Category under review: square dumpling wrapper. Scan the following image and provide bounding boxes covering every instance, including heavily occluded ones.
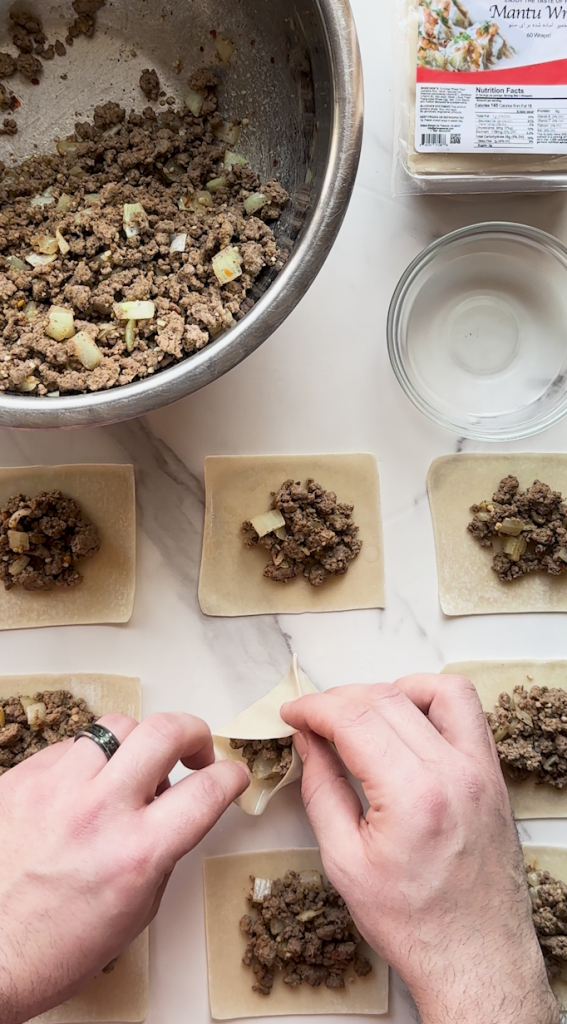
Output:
[0,672,147,1022]
[0,464,136,630]
[444,660,567,820]
[199,454,385,616]
[428,454,567,616]
[203,849,389,1019]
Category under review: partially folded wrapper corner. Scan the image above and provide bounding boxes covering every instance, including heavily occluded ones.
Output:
[212,654,318,815]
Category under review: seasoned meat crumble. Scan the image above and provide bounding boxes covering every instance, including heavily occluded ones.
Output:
[527,865,567,979]
[230,737,293,779]
[487,685,567,788]
[468,476,567,582]
[0,490,100,591]
[0,70,288,395]
[243,479,362,587]
[240,870,372,995]
[0,689,96,775]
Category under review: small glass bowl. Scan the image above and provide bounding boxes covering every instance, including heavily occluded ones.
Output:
[387,222,567,441]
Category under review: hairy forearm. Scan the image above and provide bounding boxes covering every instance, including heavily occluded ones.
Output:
[411,960,559,1024]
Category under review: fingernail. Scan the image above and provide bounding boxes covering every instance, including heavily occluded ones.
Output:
[292,732,309,761]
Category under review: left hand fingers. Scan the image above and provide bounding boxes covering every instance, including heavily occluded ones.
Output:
[96,712,215,805]
[146,759,250,869]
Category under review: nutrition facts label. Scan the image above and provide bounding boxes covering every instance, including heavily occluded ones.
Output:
[416,83,567,154]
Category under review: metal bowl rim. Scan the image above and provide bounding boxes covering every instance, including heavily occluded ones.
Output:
[0,0,363,429]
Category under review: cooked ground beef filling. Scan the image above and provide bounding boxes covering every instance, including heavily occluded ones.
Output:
[229,737,293,779]
[487,685,567,787]
[0,689,96,775]
[0,490,100,591]
[0,69,288,395]
[240,870,372,995]
[243,479,362,587]
[527,865,567,978]
[468,476,567,582]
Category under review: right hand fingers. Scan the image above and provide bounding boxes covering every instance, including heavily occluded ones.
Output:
[292,729,364,870]
[281,692,420,808]
[393,673,495,760]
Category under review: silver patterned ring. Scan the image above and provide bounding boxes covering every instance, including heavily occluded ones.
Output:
[74,723,120,761]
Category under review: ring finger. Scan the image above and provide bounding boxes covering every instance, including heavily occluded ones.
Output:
[57,712,139,781]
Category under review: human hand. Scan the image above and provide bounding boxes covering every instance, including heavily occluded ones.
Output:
[281,675,558,1024]
[0,712,249,1024]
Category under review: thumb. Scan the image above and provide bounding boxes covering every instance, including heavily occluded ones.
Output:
[147,759,251,867]
[293,730,363,862]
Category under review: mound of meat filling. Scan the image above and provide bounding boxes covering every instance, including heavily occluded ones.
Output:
[240,870,372,995]
[0,490,100,591]
[527,865,567,979]
[0,689,96,775]
[487,685,567,787]
[243,479,362,587]
[468,476,567,582]
[229,737,292,779]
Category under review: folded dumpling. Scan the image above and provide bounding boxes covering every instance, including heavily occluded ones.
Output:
[212,655,318,815]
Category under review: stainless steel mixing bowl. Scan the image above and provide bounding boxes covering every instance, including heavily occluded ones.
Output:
[0,0,362,427]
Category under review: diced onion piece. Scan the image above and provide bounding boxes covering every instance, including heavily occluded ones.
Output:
[215,35,235,63]
[23,302,38,320]
[6,256,28,271]
[178,196,191,211]
[275,526,287,540]
[8,529,30,552]
[296,908,324,923]
[212,121,241,146]
[163,159,184,183]
[103,123,123,138]
[56,139,78,156]
[252,754,278,780]
[496,517,525,537]
[9,555,30,576]
[25,253,58,268]
[224,151,248,172]
[270,918,286,936]
[211,245,242,285]
[35,235,59,255]
[189,190,214,212]
[55,229,70,255]
[73,331,103,370]
[56,193,73,212]
[244,192,268,215]
[249,509,285,538]
[26,701,47,731]
[170,233,187,253]
[503,535,527,562]
[47,391,60,397]
[8,508,31,528]
[84,193,102,204]
[30,193,55,208]
[93,250,113,266]
[123,202,149,238]
[185,88,205,116]
[206,175,228,193]
[252,877,272,902]
[125,319,136,352]
[298,870,324,891]
[113,300,155,320]
[45,306,75,341]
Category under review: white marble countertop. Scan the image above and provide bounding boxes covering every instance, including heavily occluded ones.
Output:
[3,0,567,1021]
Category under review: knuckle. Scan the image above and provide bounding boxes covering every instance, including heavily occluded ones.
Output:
[446,674,478,700]
[413,776,451,835]
[337,702,377,733]
[196,767,230,809]
[97,712,138,735]
[144,712,189,749]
